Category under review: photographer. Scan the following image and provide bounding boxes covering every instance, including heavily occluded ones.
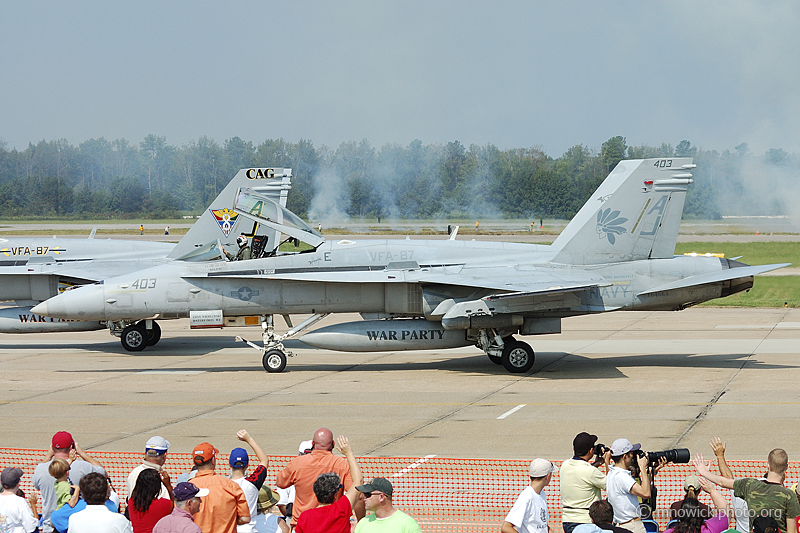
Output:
[607,439,667,533]
[561,432,611,533]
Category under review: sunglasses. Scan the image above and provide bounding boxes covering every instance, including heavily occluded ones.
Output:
[362,491,383,498]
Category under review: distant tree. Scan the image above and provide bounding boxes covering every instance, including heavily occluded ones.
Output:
[600,136,627,172]
[675,140,697,157]
[764,148,789,166]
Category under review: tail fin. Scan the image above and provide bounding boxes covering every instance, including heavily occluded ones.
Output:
[551,157,694,265]
[167,168,292,260]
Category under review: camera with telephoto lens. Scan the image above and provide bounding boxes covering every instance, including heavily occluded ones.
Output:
[635,448,691,467]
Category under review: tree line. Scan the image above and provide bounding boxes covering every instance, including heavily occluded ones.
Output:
[0,134,795,221]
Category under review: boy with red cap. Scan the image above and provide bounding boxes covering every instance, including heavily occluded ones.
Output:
[188,442,250,533]
[33,431,106,533]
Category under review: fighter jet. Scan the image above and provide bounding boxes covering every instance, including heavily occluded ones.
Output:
[0,168,292,341]
[33,158,789,372]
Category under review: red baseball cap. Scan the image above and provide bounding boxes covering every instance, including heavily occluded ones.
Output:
[52,431,74,449]
[192,442,218,465]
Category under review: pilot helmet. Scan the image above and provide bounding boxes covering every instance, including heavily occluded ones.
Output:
[236,235,248,247]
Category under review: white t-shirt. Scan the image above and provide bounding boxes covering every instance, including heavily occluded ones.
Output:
[233,477,259,533]
[0,494,39,533]
[68,505,132,533]
[504,486,549,533]
[127,462,170,500]
[606,465,640,523]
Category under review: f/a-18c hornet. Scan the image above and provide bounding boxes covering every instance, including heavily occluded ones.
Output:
[33,158,789,373]
[0,168,292,344]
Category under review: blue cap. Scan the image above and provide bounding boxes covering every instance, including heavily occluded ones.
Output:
[229,447,249,468]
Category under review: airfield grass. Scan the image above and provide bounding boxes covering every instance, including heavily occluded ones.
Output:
[675,242,799,308]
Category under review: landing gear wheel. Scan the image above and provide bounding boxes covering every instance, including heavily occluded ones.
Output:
[501,339,535,373]
[141,321,161,346]
[121,324,148,352]
[262,349,287,373]
[487,354,502,365]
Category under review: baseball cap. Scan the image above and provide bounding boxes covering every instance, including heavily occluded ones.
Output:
[52,431,74,449]
[573,432,598,456]
[257,487,279,511]
[529,458,557,477]
[192,442,219,465]
[609,438,641,456]
[173,482,209,501]
[684,475,701,491]
[229,447,250,468]
[356,478,394,498]
[1,467,23,488]
[145,436,170,455]
[298,440,313,454]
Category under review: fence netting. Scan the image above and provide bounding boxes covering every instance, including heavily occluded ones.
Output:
[3,448,795,532]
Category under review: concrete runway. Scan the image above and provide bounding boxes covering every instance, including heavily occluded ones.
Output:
[2,307,799,462]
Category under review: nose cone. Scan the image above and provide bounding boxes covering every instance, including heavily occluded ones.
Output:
[31,284,107,320]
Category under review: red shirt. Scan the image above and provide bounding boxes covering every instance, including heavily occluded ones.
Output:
[129,497,173,533]
[295,496,352,533]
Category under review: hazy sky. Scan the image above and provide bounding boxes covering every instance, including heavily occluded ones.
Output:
[2,1,799,157]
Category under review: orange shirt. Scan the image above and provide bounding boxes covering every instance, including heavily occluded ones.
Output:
[189,470,249,533]
[276,450,352,526]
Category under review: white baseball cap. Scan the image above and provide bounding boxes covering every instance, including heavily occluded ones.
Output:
[529,458,556,477]
[609,438,641,456]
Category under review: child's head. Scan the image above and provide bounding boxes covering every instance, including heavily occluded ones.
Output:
[49,458,70,481]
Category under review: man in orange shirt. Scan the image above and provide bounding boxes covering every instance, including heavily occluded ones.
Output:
[276,428,364,527]
[189,442,250,533]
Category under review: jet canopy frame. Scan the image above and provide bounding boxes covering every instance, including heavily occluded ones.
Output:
[233,188,325,249]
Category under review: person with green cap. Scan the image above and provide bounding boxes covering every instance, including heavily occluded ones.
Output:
[254,486,288,533]
[355,477,421,533]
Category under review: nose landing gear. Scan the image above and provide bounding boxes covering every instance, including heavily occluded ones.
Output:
[236,313,329,373]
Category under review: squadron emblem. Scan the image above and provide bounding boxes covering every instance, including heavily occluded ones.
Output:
[595,208,628,245]
[210,208,239,237]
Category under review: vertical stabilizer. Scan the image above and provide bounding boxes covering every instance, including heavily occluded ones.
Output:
[551,158,694,265]
[167,168,292,260]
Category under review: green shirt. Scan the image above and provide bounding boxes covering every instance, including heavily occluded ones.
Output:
[354,509,422,533]
[54,480,71,509]
[733,478,800,531]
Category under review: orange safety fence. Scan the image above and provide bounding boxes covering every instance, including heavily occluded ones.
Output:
[3,448,798,533]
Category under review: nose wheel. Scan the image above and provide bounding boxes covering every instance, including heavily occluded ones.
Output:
[262,349,287,373]
[121,324,147,352]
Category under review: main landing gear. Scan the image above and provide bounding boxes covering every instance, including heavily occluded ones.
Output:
[112,320,162,352]
[476,329,535,373]
[236,313,329,373]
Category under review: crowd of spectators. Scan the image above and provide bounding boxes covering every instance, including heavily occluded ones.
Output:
[5,429,800,533]
[0,428,421,533]
[502,432,800,533]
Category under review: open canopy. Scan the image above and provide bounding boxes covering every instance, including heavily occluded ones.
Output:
[233,187,325,248]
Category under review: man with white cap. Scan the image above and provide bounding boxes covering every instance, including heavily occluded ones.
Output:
[128,436,171,500]
[502,458,556,533]
[276,440,311,520]
[606,438,649,533]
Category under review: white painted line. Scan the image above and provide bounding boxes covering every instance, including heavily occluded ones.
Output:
[392,455,437,477]
[715,323,800,330]
[138,370,206,375]
[497,404,527,420]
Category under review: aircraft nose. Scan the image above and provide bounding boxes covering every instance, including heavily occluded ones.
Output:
[32,284,106,320]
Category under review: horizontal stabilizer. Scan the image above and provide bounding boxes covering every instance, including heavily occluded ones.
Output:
[637,263,791,296]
